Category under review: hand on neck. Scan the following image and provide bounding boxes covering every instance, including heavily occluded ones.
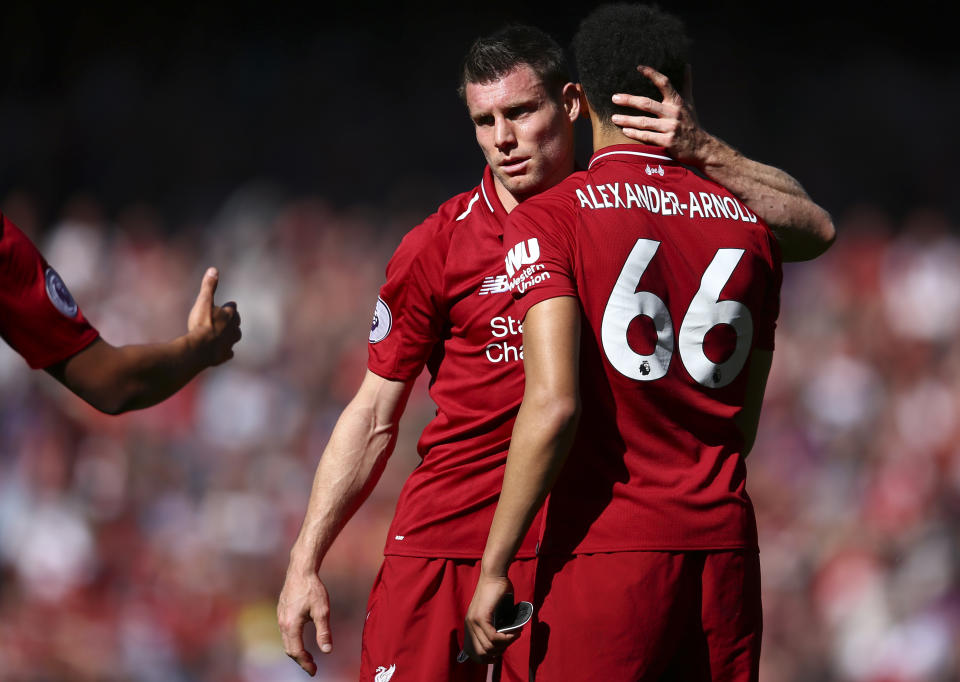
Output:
[588,104,646,152]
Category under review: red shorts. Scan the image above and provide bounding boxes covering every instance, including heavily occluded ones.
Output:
[359,556,535,682]
[531,550,762,682]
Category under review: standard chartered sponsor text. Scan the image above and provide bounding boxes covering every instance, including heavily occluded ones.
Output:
[485,315,524,363]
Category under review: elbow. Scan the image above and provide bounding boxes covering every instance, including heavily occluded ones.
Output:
[817,211,837,254]
[777,211,837,262]
[84,389,136,415]
[808,209,837,259]
[528,391,581,438]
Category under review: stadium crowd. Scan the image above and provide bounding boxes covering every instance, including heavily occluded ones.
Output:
[0,188,958,681]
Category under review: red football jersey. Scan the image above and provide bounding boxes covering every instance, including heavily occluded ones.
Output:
[505,145,782,554]
[368,167,541,559]
[0,213,100,369]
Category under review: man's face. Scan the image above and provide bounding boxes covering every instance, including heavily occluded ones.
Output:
[465,65,577,208]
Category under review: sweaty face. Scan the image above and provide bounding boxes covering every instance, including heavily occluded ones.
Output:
[465,65,576,211]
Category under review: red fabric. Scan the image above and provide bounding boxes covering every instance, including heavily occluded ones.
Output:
[359,556,535,682]
[505,145,782,554]
[532,550,762,681]
[368,167,541,559]
[0,214,99,369]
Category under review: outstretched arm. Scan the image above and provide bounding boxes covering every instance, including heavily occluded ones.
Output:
[278,370,413,676]
[611,65,835,262]
[464,296,581,662]
[46,267,241,414]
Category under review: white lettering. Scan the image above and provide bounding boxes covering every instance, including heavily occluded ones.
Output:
[485,341,524,363]
[586,185,603,208]
[645,186,660,214]
[723,196,742,221]
[596,184,613,208]
[608,183,625,208]
[516,270,552,294]
[634,184,648,210]
[490,315,523,337]
[505,238,541,277]
[688,192,704,218]
[711,194,731,219]
[699,192,717,218]
[576,188,594,209]
[667,192,682,215]
[625,183,640,209]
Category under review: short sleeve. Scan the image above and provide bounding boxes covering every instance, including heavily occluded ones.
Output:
[503,192,578,319]
[367,221,448,381]
[0,214,100,369]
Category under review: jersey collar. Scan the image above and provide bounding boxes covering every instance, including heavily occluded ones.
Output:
[588,144,675,170]
[481,165,509,234]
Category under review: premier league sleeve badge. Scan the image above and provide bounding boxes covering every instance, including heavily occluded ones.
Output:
[369,297,392,344]
[44,267,80,318]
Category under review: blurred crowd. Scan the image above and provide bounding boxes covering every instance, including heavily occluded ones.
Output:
[0,188,957,682]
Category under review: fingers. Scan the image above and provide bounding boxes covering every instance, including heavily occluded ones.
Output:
[279,613,318,676]
[312,603,334,655]
[611,110,673,133]
[636,64,680,102]
[187,267,222,334]
[465,621,519,662]
[610,109,673,147]
[195,267,219,311]
[617,127,670,146]
[216,302,241,331]
[611,92,667,118]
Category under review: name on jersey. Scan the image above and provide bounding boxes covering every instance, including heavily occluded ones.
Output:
[575,183,758,223]
[485,315,523,364]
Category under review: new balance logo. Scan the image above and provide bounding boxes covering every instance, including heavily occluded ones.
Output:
[375,664,396,682]
[505,238,541,277]
[479,275,509,295]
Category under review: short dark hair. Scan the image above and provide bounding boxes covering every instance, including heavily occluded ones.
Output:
[572,3,689,124]
[458,24,570,102]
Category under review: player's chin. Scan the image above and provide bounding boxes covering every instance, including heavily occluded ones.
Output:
[500,173,545,201]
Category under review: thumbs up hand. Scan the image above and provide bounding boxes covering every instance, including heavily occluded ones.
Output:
[187,267,242,366]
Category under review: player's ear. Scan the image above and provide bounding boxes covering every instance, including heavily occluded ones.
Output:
[562,82,581,122]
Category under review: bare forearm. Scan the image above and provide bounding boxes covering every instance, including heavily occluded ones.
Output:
[482,396,579,576]
[692,135,835,261]
[289,414,395,570]
[288,375,409,574]
[608,70,835,262]
[482,297,582,578]
[49,336,210,414]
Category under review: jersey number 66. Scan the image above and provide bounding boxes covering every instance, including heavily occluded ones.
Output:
[601,238,753,389]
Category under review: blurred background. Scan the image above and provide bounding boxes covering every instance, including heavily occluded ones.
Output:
[1,1,958,680]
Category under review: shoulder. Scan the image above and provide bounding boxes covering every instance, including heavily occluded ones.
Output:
[398,186,479,252]
[684,172,779,262]
[511,173,585,229]
[385,185,482,279]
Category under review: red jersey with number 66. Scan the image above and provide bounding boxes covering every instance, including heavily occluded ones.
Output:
[505,144,782,555]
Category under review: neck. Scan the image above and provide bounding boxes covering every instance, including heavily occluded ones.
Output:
[494,179,520,214]
[589,108,640,152]
[493,153,575,215]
